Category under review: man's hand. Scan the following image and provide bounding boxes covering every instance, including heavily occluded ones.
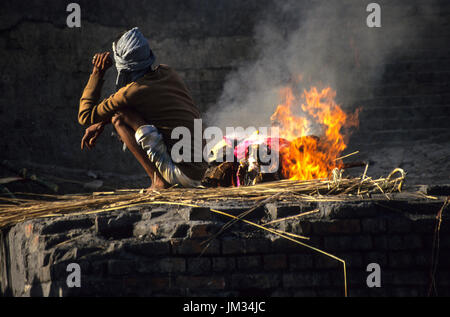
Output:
[92,52,113,77]
[81,122,106,150]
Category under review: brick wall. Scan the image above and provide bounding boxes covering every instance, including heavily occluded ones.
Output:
[1,196,448,297]
[0,0,263,174]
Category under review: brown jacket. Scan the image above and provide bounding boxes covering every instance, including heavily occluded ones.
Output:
[78,64,207,180]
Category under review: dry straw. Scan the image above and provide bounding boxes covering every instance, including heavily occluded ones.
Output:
[0,168,406,228]
[0,167,410,297]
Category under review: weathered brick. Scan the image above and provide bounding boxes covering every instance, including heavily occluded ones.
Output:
[42,235,73,251]
[439,235,450,249]
[292,289,317,297]
[276,205,307,218]
[361,218,387,233]
[364,251,388,267]
[330,268,354,289]
[187,257,211,273]
[386,235,404,250]
[244,238,272,253]
[266,204,317,219]
[221,238,242,255]
[270,289,292,297]
[175,239,220,255]
[348,288,370,297]
[50,246,78,263]
[212,206,266,220]
[389,271,428,286]
[189,223,220,239]
[138,257,186,273]
[158,257,186,273]
[439,220,450,234]
[324,235,373,251]
[283,272,334,288]
[390,287,422,297]
[421,233,435,249]
[96,213,141,238]
[387,234,423,250]
[372,235,389,250]
[387,217,413,233]
[341,253,364,268]
[316,252,363,269]
[107,260,135,275]
[320,201,379,219]
[222,238,270,255]
[289,254,314,270]
[176,275,225,290]
[388,251,415,268]
[236,255,262,270]
[49,262,73,282]
[264,254,287,270]
[317,289,343,297]
[125,241,171,256]
[178,207,212,221]
[40,218,94,235]
[37,265,52,283]
[149,208,167,218]
[121,277,155,296]
[185,289,237,297]
[272,237,320,253]
[347,271,368,287]
[231,273,280,289]
[146,277,172,290]
[212,257,236,272]
[172,224,190,238]
[314,256,340,269]
[411,218,436,233]
[415,253,429,267]
[436,272,450,286]
[298,222,313,235]
[312,219,361,234]
[90,261,107,275]
[264,203,278,220]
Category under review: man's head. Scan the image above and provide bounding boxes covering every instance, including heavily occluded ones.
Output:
[112,27,155,90]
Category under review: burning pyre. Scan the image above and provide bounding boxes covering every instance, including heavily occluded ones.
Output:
[202,84,361,187]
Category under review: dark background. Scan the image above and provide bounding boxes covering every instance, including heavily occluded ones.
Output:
[0,0,449,190]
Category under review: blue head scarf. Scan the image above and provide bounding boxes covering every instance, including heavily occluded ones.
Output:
[112,27,155,90]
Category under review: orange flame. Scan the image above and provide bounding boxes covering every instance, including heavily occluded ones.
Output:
[271,85,360,180]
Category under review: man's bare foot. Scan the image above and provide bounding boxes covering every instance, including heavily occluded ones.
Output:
[145,174,170,193]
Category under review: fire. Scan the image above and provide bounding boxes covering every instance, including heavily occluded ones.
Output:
[270,85,359,180]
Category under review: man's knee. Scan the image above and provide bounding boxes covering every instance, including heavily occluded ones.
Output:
[111,111,126,127]
[111,108,146,131]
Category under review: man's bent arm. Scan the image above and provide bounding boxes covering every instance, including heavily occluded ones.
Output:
[78,71,136,126]
[78,71,105,125]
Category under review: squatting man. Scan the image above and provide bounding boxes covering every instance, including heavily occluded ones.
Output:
[78,27,208,191]
[78,27,278,191]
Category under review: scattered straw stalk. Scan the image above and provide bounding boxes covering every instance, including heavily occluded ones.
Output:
[0,168,406,228]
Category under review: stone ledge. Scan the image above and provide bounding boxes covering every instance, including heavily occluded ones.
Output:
[0,196,448,296]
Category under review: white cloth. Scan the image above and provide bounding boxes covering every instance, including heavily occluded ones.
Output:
[112,27,155,89]
[135,125,200,188]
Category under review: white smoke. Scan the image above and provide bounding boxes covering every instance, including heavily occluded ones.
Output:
[206,0,436,131]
